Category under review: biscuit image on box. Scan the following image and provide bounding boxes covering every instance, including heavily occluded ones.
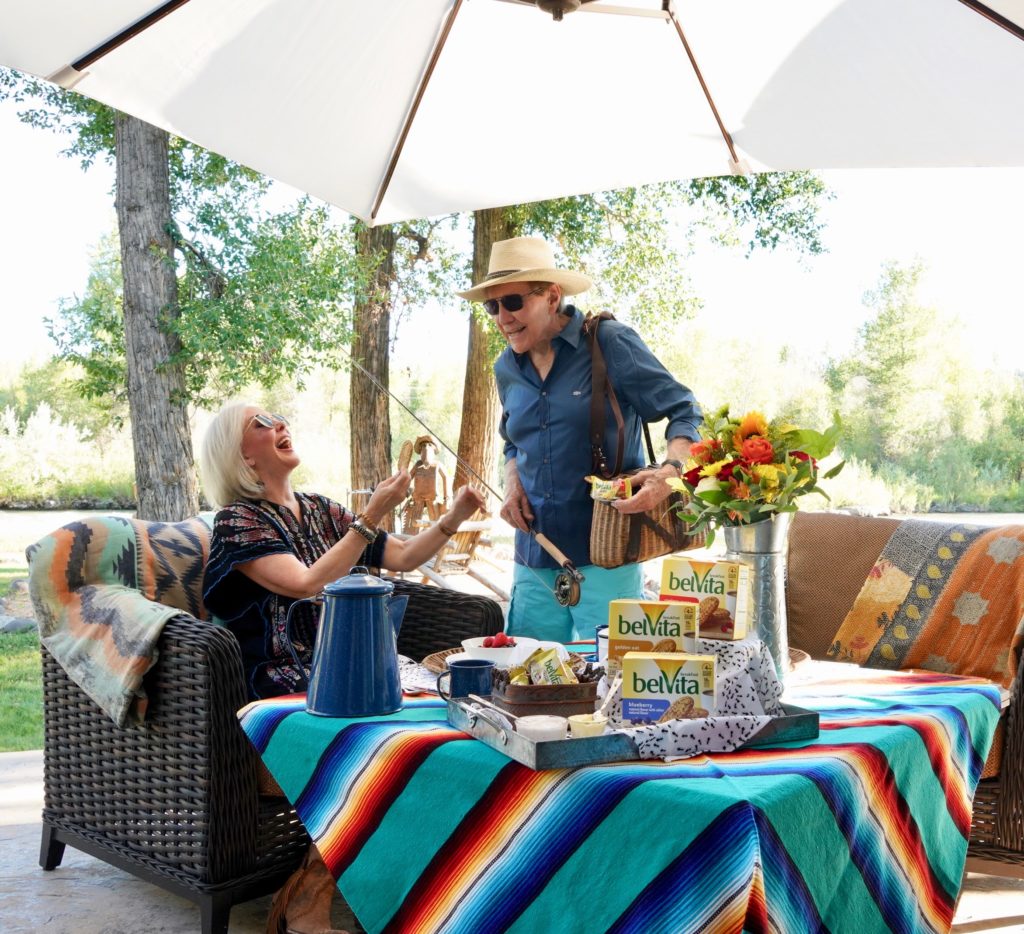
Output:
[658,558,750,640]
[607,600,698,671]
[620,652,716,726]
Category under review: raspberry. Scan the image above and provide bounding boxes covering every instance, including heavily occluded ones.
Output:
[482,636,495,648]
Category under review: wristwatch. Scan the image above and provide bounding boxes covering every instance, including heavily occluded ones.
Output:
[661,458,684,476]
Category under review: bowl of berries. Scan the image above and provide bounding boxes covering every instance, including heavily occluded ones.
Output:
[461,633,539,667]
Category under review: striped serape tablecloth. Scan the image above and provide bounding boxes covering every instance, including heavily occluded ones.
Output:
[238,665,1000,934]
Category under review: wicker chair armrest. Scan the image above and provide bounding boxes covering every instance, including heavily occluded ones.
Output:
[993,651,1024,848]
[388,578,504,661]
[41,613,261,883]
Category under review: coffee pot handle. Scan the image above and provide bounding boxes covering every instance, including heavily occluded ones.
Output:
[283,596,322,684]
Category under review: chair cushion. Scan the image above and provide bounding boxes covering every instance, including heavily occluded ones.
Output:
[828,521,1024,687]
[786,512,900,660]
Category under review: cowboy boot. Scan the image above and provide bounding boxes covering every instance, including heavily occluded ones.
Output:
[266,846,351,934]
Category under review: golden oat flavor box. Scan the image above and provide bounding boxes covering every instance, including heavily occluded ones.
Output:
[607,599,698,665]
[659,558,751,640]
[621,652,716,726]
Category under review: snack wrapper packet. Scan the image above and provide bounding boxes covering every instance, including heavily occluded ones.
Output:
[525,647,578,685]
[586,476,632,501]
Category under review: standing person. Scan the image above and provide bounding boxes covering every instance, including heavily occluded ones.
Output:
[457,236,702,643]
[199,401,485,934]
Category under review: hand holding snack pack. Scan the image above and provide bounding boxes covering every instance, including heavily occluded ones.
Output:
[586,475,633,502]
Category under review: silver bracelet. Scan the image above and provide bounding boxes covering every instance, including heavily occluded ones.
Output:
[349,515,378,544]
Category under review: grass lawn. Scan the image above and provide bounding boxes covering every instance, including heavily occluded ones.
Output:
[0,564,43,752]
[0,630,43,751]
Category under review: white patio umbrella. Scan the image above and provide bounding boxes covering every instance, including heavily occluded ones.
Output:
[1,0,1023,225]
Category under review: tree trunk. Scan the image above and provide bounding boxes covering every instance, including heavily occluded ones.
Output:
[350,224,397,529]
[115,113,199,521]
[453,209,519,502]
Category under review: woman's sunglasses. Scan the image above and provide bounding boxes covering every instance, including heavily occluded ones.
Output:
[482,286,546,316]
[247,413,290,431]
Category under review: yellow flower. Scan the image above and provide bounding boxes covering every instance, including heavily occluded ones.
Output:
[666,477,687,493]
[733,411,768,448]
[752,463,785,502]
[701,458,732,478]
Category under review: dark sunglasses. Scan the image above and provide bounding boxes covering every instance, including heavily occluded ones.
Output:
[482,286,546,316]
[247,413,290,431]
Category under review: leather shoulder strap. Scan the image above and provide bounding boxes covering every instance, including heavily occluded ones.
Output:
[585,312,625,478]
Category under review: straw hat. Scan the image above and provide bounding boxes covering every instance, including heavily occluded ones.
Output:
[456,236,592,301]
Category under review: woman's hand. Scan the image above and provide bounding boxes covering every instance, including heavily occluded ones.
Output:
[612,464,679,514]
[450,486,487,524]
[363,470,411,524]
[500,460,535,532]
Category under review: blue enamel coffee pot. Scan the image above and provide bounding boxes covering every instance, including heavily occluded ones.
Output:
[283,567,408,717]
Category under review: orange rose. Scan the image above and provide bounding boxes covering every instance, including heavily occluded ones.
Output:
[740,436,775,465]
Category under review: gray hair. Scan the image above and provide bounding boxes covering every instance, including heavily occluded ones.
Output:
[530,280,569,315]
[199,401,265,508]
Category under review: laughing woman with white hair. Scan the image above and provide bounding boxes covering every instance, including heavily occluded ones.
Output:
[199,400,485,934]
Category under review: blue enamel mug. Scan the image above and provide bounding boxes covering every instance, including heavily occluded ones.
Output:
[436,658,495,700]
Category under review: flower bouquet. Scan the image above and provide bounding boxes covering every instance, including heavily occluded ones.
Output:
[668,407,843,547]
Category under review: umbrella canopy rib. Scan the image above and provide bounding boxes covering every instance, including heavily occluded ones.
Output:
[664,2,740,170]
[957,1,1024,41]
[70,0,192,74]
[370,0,466,224]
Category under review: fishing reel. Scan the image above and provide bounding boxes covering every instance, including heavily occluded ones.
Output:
[553,565,584,607]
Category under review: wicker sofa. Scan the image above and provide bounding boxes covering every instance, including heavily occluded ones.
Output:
[786,511,1024,880]
[28,515,503,934]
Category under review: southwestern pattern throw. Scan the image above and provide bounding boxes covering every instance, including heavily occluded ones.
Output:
[27,515,213,726]
[827,521,1024,690]
[240,670,999,933]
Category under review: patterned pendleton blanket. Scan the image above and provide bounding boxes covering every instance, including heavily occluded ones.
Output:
[240,670,1000,934]
[828,521,1024,689]
[27,515,213,726]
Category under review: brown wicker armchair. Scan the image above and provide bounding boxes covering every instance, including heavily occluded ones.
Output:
[30,518,503,934]
[786,511,1024,880]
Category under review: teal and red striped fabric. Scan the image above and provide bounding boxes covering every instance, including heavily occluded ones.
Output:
[239,670,999,934]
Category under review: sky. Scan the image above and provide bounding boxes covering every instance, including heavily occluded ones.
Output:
[2,93,1023,376]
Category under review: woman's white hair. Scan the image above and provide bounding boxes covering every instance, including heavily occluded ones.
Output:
[199,401,265,508]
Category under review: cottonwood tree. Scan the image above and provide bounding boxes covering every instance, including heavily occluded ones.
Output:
[3,68,360,518]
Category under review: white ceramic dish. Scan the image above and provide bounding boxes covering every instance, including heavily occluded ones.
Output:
[461,635,540,667]
[515,715,568,742]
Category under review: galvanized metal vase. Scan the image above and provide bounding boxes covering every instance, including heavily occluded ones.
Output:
[722,513,791,682]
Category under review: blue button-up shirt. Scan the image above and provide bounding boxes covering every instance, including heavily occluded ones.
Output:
[495,307,702,569]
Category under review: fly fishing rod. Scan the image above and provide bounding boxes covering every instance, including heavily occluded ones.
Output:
[342,349,584,606]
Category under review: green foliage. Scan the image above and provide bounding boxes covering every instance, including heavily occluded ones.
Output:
[0,404,134,507]
[0,353,125,435]
[825,260,1024,511]
[0,630,43,752]
[519,173,829,341]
